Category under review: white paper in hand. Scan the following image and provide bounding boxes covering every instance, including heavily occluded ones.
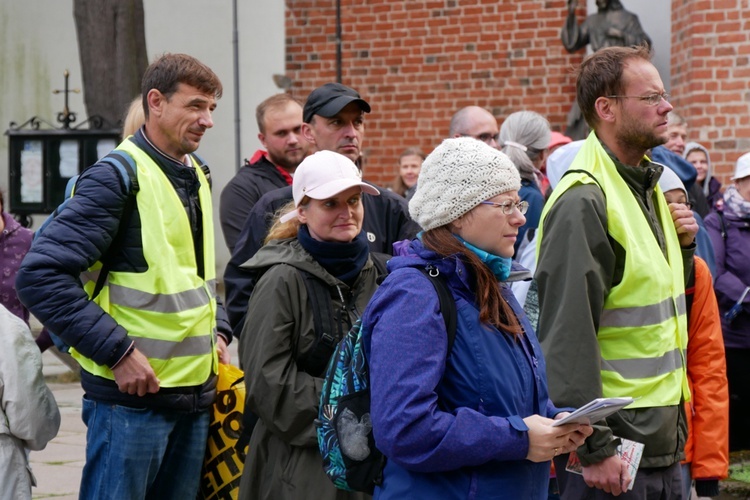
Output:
[552,397,634,427]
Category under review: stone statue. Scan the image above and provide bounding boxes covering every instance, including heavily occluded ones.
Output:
[561,0,653,138]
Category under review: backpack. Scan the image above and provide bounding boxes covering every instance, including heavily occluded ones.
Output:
[316,264,457,493]
[34,150,140,351]
[234,251,391,454]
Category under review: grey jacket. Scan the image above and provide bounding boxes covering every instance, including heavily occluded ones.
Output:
[238,237,377,500]
[0,305,60,500]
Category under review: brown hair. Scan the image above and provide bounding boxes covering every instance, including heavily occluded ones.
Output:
[141,53,223,119]
[256,93,303,134]
[421,226,522,336]
[389,147,425,197]
[576,44,652,128]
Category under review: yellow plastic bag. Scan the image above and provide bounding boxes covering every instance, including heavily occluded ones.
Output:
[198,363,247,499]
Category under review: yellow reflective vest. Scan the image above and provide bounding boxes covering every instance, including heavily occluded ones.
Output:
[539,133,689,409]
[72,139,218,387]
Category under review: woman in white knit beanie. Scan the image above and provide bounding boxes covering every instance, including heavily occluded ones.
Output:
[360,137,592,499]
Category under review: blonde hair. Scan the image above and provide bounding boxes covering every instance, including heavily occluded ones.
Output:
[122,97,145,137]
[264,200,303,244]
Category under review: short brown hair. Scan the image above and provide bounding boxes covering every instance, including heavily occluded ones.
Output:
[141,53,223,119]
[576,45,652,128]
[255,94,303,134]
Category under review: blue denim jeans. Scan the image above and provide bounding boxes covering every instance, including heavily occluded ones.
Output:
[79,397,210,500]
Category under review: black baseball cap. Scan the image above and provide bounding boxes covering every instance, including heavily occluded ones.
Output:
[303,83,371,123]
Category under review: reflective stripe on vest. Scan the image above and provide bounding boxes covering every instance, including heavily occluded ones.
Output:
[539,132,689,409]
[72,139,218,386]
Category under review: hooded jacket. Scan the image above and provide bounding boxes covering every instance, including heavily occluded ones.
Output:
[362,239,560,500]
[0,305,60,500]
[704,200,750,349]
[238,237,378,500]
[684,142,723,211]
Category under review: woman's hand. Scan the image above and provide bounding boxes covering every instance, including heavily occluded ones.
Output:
[523,414,593,462]
[553,411,594,453]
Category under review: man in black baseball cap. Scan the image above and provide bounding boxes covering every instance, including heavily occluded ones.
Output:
[302,82,371,123]
[224,82,419,339]
[302,83,371,164]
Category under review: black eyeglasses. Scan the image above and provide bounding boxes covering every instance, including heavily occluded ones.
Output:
[479,200,529,215]
[606,92,670,106]
[461,133,499,145]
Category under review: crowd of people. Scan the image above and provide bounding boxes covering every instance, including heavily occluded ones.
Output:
[1,40,748,500]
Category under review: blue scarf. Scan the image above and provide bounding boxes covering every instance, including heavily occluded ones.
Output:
[297,225,369,285]
[455,235,512,281]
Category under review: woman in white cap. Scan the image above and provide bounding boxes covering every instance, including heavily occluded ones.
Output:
[360,137,592,499]
[704,151,750,454]
[238,150,380,500]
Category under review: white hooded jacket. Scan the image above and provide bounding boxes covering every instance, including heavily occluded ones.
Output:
[0,305,60,499]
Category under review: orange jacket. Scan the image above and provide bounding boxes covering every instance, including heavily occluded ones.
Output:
[682,256,729,480]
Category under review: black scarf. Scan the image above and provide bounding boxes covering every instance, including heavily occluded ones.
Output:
[297,225,369,286]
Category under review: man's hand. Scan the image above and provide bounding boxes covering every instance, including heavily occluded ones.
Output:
[582,455,632,496]
[669,202,699,247]
[112,348,160,396]
[216,335,231,365]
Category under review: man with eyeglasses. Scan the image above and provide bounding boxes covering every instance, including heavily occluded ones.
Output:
[536,45,698,499]
[449,106,500,148]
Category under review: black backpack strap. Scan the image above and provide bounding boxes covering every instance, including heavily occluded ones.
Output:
[370,252,391,285]
[718,210,727,242]
[91,151,139,299]
[296,269,343,377]
[418,266,457,352]
[685,260,696,327]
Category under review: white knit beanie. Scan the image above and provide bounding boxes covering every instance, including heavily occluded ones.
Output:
[409,137,521,231]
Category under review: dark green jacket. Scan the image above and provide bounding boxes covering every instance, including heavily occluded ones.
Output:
[536,138,694,468]
[238,237,377,500]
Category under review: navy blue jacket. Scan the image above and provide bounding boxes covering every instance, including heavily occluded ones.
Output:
[16,130,230,411]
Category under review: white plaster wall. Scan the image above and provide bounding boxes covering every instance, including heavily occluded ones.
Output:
[0,0,285,276]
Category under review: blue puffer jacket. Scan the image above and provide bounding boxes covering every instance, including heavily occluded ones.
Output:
[362,239,560,500]
[16,130,231,411]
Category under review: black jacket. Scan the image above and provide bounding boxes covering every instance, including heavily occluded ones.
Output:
[219,153,291,252]
[16,129,230,411]
[224,183,420,338]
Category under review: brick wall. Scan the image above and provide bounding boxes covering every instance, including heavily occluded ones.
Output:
[285,0,582,185]
[286,0,750,186]
[671,0,750,186]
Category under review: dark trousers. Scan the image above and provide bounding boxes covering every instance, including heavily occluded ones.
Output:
[726,347,750,452]
[553,456,683,500]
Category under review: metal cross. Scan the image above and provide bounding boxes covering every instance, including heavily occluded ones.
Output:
[52,69,81,129]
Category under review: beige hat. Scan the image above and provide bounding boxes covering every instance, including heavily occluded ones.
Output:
[409,137,521,231]
[733,152,750,181]
[280,150,379,223]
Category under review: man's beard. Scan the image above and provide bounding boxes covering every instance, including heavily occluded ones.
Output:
[617,116,666,152]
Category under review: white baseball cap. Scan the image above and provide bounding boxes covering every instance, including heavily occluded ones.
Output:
[280,150,379,223]
[733,152,750,181]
